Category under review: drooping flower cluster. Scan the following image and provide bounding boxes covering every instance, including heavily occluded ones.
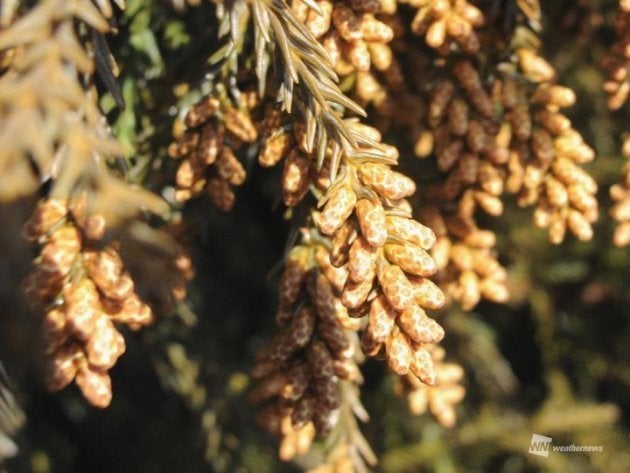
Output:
[424,60,508,216]
[399,0,598,249]
[307,127,448,383]
[501,51,598,244]
[604,1,630,247]
[251,238,364,459]
[1,0,188,409]
[22,198,154,407]
[293,0,395,74]
[417,59,510,309]
[402,0,484,54]
[610,137,630,247]
[309,0,400,109]
[169,93,253,209]
[602,1,630,111]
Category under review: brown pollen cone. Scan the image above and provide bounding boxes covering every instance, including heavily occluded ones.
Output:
[611,136,630,247]
[500,55,598,244]
[251,239,363,459]
[303,122,450,400]
[602,1,630,111]
[168,93,255,209]
[22,198,155,408]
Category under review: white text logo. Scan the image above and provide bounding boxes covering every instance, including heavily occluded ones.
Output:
[528,433,552,458]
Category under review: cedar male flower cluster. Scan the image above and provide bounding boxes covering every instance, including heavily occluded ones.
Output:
[1,0,628,471]
[169,93,253,208]
[605,0,630,247]
[22,198,152,407]
[0,0,186,408]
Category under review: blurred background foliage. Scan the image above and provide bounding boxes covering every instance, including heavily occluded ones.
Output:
[1,0,630,472]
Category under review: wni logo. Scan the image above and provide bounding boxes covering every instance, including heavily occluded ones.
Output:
[529,433,553,458]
